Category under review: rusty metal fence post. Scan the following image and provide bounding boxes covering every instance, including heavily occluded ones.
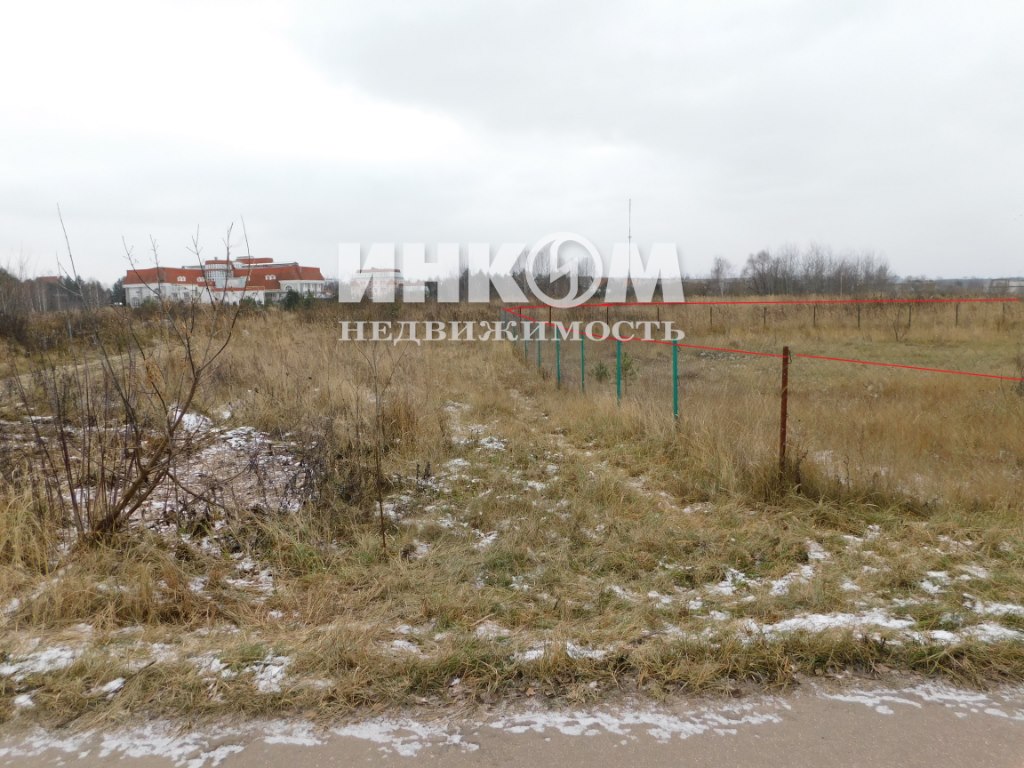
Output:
[672,342,679,419]
[779,345,791,475]
[580,336,586,392]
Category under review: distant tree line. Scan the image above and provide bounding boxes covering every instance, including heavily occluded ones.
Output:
[702,246,895,296]
[0,269,112,313]
[0,268,114,345]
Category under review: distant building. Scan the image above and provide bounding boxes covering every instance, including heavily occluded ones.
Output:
[348,267,405,301]
[992,278,1024,295]
[123,257,328,307]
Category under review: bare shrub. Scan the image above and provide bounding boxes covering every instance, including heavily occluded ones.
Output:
[9,225,244,542]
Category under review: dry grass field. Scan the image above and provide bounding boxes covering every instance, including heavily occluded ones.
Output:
[1,297,1022,728]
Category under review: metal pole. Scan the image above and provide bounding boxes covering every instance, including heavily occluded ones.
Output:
[616,340,623,403]
[580,336,586,392]
[556,336,561,388]
[779,346,791,475]
[672,343,679,419]
[536,332,542,369]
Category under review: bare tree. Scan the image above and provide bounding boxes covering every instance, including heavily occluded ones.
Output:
[709,256,733,296]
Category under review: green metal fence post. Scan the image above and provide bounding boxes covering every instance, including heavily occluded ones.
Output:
[672,343,679,419]
[555,336,561,388]
[580,336,586,392]
[616,339,622,403]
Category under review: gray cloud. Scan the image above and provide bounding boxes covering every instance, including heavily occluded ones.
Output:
[2,0,1022,283]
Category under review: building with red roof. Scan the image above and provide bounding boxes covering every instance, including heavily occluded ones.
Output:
[123,257,329,307]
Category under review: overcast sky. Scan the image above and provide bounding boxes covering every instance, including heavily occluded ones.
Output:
[1,0,1022,284]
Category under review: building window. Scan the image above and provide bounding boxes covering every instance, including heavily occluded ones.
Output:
[177,276,186,282]
[266,274,276,280]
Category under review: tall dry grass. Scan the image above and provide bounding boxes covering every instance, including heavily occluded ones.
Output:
[1,297,1022,725]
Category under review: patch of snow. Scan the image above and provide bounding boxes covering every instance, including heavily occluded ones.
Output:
[566,643,609,661]
[820,690,923,715]
[0,646,80,680]
[747,609,915,636]
[959,565,991,580]
[250,655,291,693]
[963,594,1024,618]
[647,591,675,607]
[389,639,422,655]
[171,408,212,434]
[961,623,1024,643]
[487,699,788,742]
[512,644,547,663]
[708,569,749,596]
[475,621,511,640]
[331,719,477,757]
[193,654,237,680]
[768,565,815,597]
[937,535,974,553]
[805,541,830,561]
[475,531,499,550]
[93,678,126,698]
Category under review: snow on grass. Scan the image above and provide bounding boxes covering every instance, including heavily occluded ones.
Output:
[90,678,126,699]
[250,655,291,693]
[224,557,275,597]
[805,540,830,561]
[708,568,749,596]
[474,531,499,550]
[963,594,1024,618]
[388,639,423,655]
[193,653,237,681]
[474,621,511,640]
[767,565,816,597]
[511,641,611,663]
[0,646,80,680]
[960,623,1024,643]
[959,565,991,580]
[744,609,916,636]
[566,643,610,660]
[477,436,507,451]
[170,407,212,434]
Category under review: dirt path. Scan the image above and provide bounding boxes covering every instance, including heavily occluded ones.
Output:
[2,681,1022,767]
